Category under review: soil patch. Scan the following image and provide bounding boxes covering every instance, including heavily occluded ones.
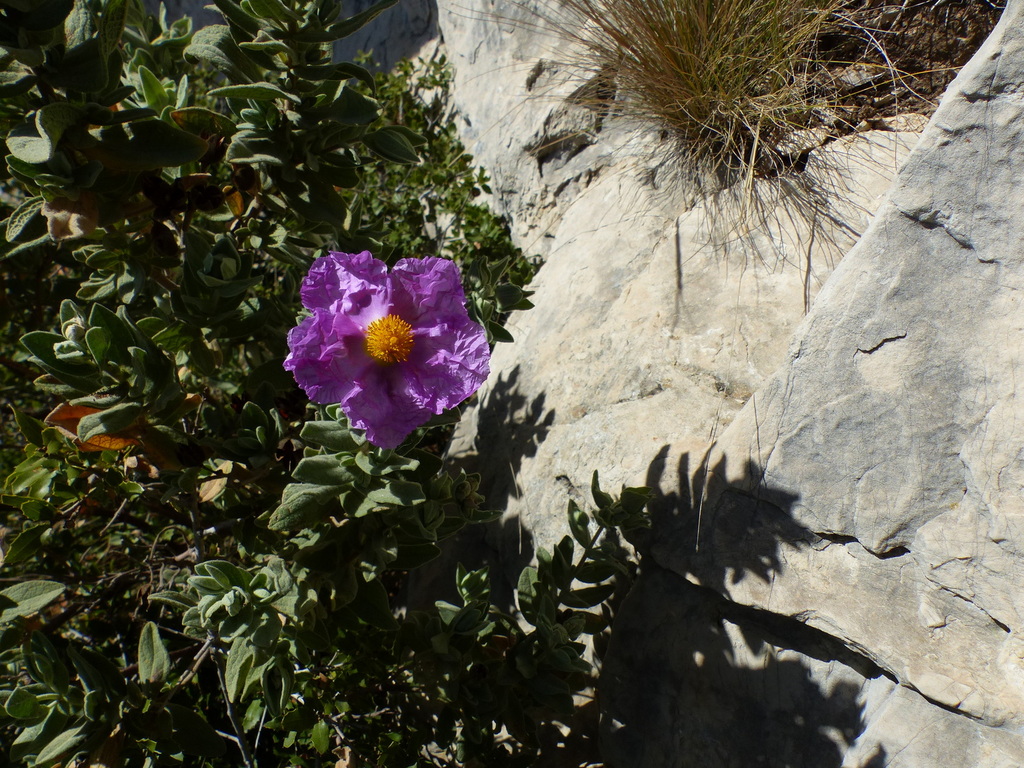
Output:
[822,0,1005,125]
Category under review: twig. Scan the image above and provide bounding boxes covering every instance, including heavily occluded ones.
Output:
[216,659,257,768]
[161,635,216,703]
[0,356,37,378]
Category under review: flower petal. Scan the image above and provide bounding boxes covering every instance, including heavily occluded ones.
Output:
[284,311,374,404]
[390,256,468,324]
[301,251,390,321]
[342,367,436,449]
[404,315,490,412]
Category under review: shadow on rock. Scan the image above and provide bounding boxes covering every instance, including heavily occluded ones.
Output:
[599,447,888,768]
[405,366,553,613]
[638,447,818,593]
[472,364,557,512]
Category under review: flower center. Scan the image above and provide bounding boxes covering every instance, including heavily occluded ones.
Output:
[365,314,414,364]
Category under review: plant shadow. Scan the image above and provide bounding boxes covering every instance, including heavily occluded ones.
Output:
[597,446,889,768]
[404,364,555,612]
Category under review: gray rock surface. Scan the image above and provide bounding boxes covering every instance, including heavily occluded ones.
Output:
[439,0,918,568]
[601,1,1024,765]
[436,0,1024,765]
[333,0,438,71]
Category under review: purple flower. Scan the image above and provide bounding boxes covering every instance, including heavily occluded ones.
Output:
[284,251,490,449]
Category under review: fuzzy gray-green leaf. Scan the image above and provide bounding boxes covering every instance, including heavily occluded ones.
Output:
[138,621,171,686]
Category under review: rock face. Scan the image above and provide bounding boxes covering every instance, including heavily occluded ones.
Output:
[438,0,917,575]
[436,0,1024,765]
[599,2,1024,766]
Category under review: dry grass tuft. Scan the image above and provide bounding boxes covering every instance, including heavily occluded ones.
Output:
[550,0,843,181]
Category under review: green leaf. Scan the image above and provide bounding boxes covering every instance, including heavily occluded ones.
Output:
[292,454,356,486]
[366,479,426,507]
[347,577,398,630]
[320,85,379,125]
[77,402,141,443]
[87,120,208,171]
[13,409,45,447]
[279,177,348,222]
[224,637,254,702]
[4,687,42,719]
[561,583,616,610]
[574,560,620,584]
[495,283,526,310]
[137,65,170,112]
[194,560,252,591]
[299,420,360,452]
[225,132,285,165]
[0,581,65,624]
[20,330,98,391]
[3,459,59,502]
[98,0,128,55]
[327,0,398,40]
[390,541,441,570]
[33,724,87,766]
[2,524,47,565]
[567,501,591,547]
[208,82,298,102]
[84,326,109,365]
[185,25,260,83]
[212,0,260,36]
[552,536,574,588]
[362,126,421,164]
[353,449,419,477]
[293,61,374,90]
[63,0,93,47]
[88,304,135,366]
[36,102,81,152]
[68,646,125,696]
[267,482,341,530]
[171,107,237,137]
[147,591,198,611]
[241,0,299,23]
[0,66,38,98]
[488,321,514,344]
[5,196,44,242]
[517,566,538,621]
[138,622,171,686]
[620,486,651,517]
[7,121,52,164]
[50,38,108,91]
[311,720,330,754]
[591,470,613,509]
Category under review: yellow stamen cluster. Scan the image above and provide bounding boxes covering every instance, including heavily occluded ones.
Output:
[365,314,414,364]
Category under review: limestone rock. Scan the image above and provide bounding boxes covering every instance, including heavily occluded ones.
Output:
[436,0,1024,764]
[601,0,1024,764]
[333,0,438,71]
[439,0,918,583]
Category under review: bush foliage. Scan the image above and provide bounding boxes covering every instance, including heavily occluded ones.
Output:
[0,0,647,766]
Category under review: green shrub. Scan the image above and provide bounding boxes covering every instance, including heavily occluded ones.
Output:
[0,0,646,766]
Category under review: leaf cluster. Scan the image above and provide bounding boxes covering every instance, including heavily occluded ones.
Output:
[0,0,638,766]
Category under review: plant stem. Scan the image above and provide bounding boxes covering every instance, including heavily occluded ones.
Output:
[217,658,258,768]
